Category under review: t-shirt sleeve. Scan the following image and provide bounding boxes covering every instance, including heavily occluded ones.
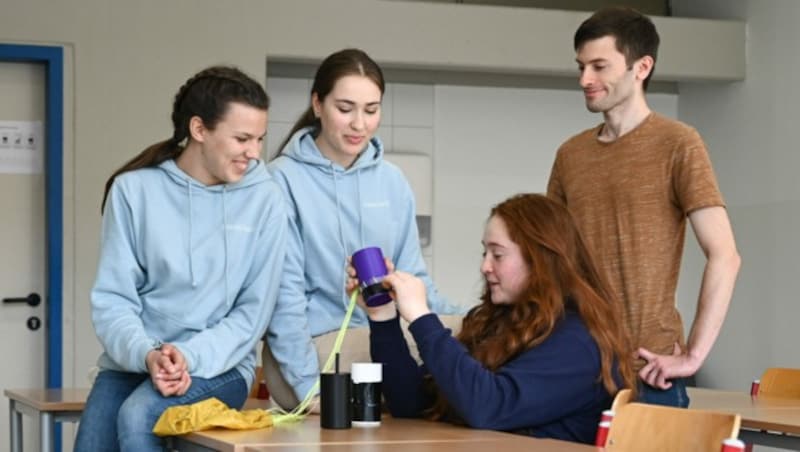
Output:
[672,129,725,215]
[547,150,567,205]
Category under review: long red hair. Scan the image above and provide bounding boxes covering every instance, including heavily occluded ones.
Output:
[428,193,635,420]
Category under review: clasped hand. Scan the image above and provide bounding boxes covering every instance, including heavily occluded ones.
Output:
[145,343,192,397]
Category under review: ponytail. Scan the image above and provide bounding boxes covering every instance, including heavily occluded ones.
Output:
[273,107,319,160]
[100,138,182,213]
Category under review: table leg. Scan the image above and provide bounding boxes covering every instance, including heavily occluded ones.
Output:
[40,411,53,452]
[9,399,22,452]
[739,429,800,451]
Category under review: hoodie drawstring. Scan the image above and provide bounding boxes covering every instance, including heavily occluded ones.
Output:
[331,164,350,310]
[174,159,259,297]
[222,187,230,307]
[356,168,364,248]
[188,183,196,288]
[332,166,348,254]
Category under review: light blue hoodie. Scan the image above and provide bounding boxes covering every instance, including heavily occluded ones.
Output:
[91,159,287,389]
[266,127,461,401]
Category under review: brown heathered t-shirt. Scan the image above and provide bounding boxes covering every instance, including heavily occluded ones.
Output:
[547,113,725,371]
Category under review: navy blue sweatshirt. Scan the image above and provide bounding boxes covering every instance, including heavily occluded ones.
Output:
[369,311,614,444]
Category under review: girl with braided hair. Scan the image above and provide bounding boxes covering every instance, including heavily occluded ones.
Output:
[358,194,636,444]
[74,66,287,451]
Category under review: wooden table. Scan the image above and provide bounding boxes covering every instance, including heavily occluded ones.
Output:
[5,388,90,452]
[173,415,595,452]
[242,438,593,451]
[688,387,800,450]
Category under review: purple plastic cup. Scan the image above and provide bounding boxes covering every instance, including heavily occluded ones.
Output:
[352,247,393,307]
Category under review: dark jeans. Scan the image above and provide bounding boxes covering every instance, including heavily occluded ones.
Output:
[74,367,247,452]
[638,377,691,408]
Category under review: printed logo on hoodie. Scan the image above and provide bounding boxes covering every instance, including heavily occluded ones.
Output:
[363,200,390,209]
[225,224,255,233]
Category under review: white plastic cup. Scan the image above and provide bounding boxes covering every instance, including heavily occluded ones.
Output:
[351,362,382,427]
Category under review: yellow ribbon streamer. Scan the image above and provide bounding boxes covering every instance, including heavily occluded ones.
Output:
[270,289,359,425]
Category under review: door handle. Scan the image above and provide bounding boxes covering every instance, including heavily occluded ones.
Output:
[2,292,41,307]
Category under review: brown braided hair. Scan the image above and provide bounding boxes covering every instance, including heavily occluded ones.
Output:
[101,66,270,212]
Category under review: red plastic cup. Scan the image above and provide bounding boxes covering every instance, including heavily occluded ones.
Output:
[595,420,611,447]
[750,379,760,397]
[720,438,745,452]
[257,380,270,400]
[600,409,615,423]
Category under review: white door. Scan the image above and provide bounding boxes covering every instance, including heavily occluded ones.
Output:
[0,61,47,452]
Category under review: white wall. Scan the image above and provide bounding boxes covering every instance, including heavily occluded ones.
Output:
[0,3,774,448]
[671,0,800,391]
[0,0,742,397]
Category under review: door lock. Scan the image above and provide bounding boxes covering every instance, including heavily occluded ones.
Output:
[2,293,41,307]
[27,316,42,331]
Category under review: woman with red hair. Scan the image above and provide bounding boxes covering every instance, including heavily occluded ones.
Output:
[359,193,635,444]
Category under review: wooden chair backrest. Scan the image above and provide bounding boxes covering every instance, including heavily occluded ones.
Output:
[610,388,633,411]
[759,367,800,398]
[249,366,264,398]
[604,390,740,452]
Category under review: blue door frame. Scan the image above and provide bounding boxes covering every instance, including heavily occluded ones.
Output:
[0,43,65,449]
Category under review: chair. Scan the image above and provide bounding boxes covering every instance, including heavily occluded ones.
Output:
[601,389,741,452]
[745,368,800,451]
[248,366,265,398]
[610,386,632,411]
[757,367,800,398]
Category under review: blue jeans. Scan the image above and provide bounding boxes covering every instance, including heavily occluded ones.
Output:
[74,367,247,452]
[638,377,690,408]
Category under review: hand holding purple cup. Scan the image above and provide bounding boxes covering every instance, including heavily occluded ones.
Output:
[351,247,393,307]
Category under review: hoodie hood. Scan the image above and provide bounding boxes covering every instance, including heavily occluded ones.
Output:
[159,158,269,191]
[268,125,436,324]
[280,126,385,173]
[157,158,269,289]
[276,126,386,263]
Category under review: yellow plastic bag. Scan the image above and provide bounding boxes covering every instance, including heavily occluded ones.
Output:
[152,397,273,436]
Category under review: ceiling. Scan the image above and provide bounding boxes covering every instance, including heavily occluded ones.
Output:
[384,0,670,16]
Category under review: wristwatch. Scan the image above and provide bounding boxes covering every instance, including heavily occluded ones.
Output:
[145,340,164,370]
[151,339,164,351]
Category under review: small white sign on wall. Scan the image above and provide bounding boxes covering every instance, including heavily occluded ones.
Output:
[0,120,44,174]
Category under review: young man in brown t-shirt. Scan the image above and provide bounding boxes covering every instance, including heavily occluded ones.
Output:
[547,7,741,407]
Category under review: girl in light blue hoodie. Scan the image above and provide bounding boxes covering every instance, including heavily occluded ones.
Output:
[74,66,286,452]
[265,49,461,409]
